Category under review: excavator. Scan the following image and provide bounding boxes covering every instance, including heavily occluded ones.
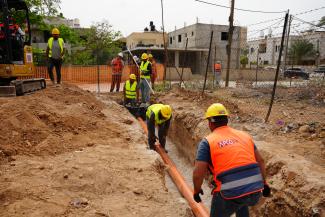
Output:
[0,0,45,96]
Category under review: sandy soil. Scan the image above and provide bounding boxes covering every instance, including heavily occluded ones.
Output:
[158,87,325,217]
[0,84,192,217]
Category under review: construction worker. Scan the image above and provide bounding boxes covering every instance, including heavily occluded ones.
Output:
[139,53,152,104]
[123,73,139,105]
[214,61,222,86]
[46,28,65,85]
[110,52,124,92]
[130,55,140,82]
[148,53,157,89]
[146,104,172,151]
[193,103,270,217]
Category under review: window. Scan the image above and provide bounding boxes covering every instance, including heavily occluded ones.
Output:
[178,34,182,42]
[170,37,173,44]
[221,32,228,41]
[259,44,267,53]
[250,47,255,54]
[185,33,187,37]
[192,31,194,36]
[275,45,280,52]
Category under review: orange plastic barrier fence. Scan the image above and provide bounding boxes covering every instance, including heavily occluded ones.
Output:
[22,64,165,84]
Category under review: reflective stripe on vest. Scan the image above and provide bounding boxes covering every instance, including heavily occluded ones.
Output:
[146,104,169,125]
[125,80,137,99]
[140,61,150,79]
[206,126,263,199]
[48,37,64,58]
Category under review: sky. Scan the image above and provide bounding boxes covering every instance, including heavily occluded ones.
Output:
[60,0,324,38]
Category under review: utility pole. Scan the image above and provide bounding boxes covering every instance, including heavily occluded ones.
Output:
[283,15,292,72]
[225,0,235,87]
[161,0,168,87]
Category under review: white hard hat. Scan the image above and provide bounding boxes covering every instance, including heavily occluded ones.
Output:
[118,52,123,58]
[133,55,139,62]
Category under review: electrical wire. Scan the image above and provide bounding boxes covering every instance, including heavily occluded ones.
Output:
[194,0,287,14]
[292,16,325,30]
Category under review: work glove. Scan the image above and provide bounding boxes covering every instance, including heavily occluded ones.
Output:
[263,183,271,197]
[193,189,204,203]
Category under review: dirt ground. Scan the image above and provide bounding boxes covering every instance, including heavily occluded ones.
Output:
[0,84,192,217]
[157,86,325,217]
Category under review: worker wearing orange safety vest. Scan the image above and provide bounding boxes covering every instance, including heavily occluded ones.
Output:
[193,103,270,217]
[123,73,139,105]
[110,52,124,92]
[146,104,172,151]
[214,61,222,86]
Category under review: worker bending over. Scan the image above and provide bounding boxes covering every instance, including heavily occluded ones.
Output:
[139,53,152,104]
[193,103,270,217]
[146,104,172,151]
[123,73,139,105]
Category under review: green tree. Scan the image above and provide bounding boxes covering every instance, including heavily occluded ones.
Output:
[240,55,248,68]
[289,39,315,64]
[75,21,122,65]
[317,16,325,27]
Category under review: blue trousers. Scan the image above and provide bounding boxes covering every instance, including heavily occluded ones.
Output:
[140,78,150,103]
[210,192,261,217]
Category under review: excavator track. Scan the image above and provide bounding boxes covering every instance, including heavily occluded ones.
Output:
[0,79,46,97]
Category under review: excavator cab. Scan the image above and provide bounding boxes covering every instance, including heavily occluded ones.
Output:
[0,0,45,96]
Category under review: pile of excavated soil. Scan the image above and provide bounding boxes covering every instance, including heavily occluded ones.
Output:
[160,87,325,217]
[0,84,192,217]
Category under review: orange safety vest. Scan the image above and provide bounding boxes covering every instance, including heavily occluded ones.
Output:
[214,63,221,73]
[206,126,263,199]
[111,57,123,74]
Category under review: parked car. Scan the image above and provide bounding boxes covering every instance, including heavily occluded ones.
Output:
[284,67,309,80]
[314,65,325,74]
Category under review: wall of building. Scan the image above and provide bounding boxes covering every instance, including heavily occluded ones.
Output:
[126,32,167,49]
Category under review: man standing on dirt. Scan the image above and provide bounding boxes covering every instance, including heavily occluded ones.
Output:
[146,104,172,152]
[214,61,222,86]
[46,28,65,85]
[110,52,124,92]
[139,53,152,104]
[193,103,270,217]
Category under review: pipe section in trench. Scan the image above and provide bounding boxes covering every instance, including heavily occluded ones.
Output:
[137,117,210,217]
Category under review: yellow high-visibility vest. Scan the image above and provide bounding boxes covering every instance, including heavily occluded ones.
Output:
[125,80,137,99]
[146,104,169,125]
[140,61,151,79]
[47,37,64,58]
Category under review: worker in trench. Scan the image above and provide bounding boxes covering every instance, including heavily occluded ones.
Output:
[192,103,271,217]
[123,73,139,106]
[146,104,172,152]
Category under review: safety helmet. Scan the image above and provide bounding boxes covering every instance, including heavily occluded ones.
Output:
[205,103,229,119]
[148,53,153,58]
[129,74,136,80]
[161,105,172,119]
[133,55,139,62]
[52,28,60,35]
[141,53,148,60]
[118,52,123,58]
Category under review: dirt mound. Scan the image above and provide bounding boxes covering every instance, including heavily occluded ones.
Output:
[0,84,192,216]
[160,87,325,217]
[0,85,106,162]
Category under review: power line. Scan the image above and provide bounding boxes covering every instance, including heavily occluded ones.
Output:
[294,6,325,16]
[292,16,325,30]
[194,0,287,14]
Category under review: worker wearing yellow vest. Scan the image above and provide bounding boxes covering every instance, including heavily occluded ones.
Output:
[193,103,270,217]
[123,74,139,105]
[139,53,152,104]
[148,53,157,90]
[146,104,172,151]
[46,28,65,85]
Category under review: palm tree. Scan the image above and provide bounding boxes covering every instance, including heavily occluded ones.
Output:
[289,39,315,65]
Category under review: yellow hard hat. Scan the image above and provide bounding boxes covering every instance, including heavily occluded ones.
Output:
[52,28,60,35]
[205,103,229,119]
[141,53,148,60]
[161,105,172,119]
[129,74,136,80]
[148,53,153,58]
